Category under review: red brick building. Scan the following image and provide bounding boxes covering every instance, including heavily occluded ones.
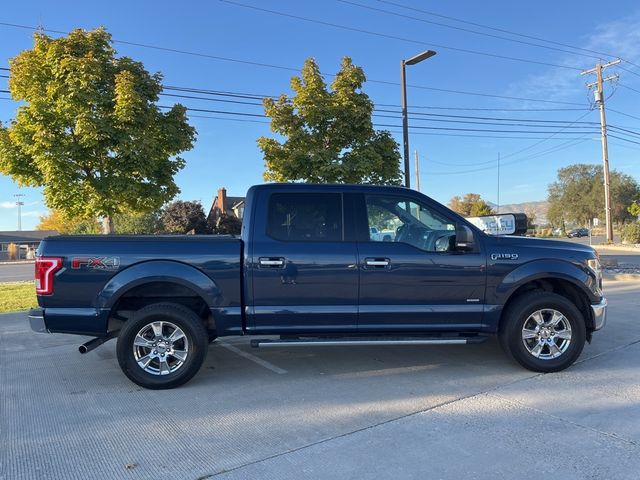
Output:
[207,187,245,226]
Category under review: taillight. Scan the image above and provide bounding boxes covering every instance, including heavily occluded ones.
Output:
[35,257,63,295]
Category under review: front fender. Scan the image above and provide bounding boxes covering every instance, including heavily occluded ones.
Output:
[97,260,220,310]
[494,259,599,304]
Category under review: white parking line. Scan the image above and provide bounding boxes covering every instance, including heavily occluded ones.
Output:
[218,341,288,374]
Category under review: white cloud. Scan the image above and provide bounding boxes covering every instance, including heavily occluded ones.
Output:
[503,11,640,106]
[0,200,40,209]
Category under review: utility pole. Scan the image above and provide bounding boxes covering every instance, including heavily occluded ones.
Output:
[414,150,420,191]
[14,193,25,231]
[581,58,620,244]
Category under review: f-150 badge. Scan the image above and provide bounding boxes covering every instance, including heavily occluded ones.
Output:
[71,257,120,270]
[491,253,519,261]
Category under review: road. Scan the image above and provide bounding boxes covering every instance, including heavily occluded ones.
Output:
[1,281,639,479]
[558,236,640,266]
[0,262,34,282]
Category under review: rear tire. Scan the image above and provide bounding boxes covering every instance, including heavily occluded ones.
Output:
[499,291,586,373]
[116,302,208,389]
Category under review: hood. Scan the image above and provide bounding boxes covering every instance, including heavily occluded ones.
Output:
[487,235,596,256]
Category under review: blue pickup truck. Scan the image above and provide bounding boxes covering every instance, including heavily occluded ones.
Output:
[29,184,606,389]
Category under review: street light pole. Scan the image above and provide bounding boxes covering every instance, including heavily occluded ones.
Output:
[401,60,410,188]
[401,50,436,189]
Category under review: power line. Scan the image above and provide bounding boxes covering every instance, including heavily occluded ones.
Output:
[428,137,592,176]
[374,122,596,135]
[618,83,640,95]
[608,108,640,122]
[218,0,586,71]
[337,0,604,61]
[0,23,590,107]
[367,78,585,105]
[618,64,640,79]
[9,79,640,137]
[608,125,640,139]
[494,110,595,162]
[374,112,600,129]
[377,108,599,124]
[377,103,588,112]
[608,134,640,146]
[375,0,619,59]
[162,91,264,107]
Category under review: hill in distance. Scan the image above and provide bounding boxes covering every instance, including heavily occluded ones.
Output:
[486,200,549,225]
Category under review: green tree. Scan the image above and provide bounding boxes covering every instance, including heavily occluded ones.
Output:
[448,193,495,217]
[162,200,210,234]
[629,199,640,218]
[214,214,242,235]
[114,211,163,234]
[258,57,401,185]
[0,28,196,233]
[547,164,639,226]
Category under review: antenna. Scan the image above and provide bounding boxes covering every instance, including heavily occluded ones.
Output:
[496,152,500,214]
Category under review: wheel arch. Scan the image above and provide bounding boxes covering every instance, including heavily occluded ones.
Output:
[98,261,219,335]
[498,276,594,337]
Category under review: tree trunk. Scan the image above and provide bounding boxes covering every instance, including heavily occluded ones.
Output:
[102,216,114,234]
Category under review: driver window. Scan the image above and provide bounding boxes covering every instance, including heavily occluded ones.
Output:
[365,195,456,252]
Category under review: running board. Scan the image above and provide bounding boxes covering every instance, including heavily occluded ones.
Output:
[251,336,487,348]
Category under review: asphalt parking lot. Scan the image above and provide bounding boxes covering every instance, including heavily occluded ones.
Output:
[1,281,639,480]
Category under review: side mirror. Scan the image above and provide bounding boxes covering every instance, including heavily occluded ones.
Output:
[455,224,475,251]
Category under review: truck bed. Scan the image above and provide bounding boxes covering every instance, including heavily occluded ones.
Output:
[36,235,243,335]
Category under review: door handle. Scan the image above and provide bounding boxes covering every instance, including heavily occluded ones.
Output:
[365,258,390,268]
[259,257,285,268]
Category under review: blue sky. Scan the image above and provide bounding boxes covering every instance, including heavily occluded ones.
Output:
[2,0,640,230]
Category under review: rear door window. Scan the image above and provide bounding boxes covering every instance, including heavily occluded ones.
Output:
[267,193,343,242]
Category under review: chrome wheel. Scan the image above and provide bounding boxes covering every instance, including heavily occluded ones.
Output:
[521,309,572,360]
[133,321,189,375]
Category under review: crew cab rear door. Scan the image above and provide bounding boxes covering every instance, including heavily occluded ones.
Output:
[247,189,359,334]
[356,192,486,331]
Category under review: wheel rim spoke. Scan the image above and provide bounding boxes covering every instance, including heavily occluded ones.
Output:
[531,311,544,326]
[137,354,153,369]
[549,342,562,358]
[549,311,565,327]
[151,321,163,339]
[170,349,187,362]
[134,334,153,348]
[522,308,572,361]
[530,342,544,358]
[168,328,185,343]
[158,357,169,375]
[133,320,189,375]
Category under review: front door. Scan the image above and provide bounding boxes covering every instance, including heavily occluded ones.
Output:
[357,193,486,332]
[249,191,359,334]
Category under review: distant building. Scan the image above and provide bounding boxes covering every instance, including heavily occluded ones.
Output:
[0,230,58,261]
[207,187,245,226]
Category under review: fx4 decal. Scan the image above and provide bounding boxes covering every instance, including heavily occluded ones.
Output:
[491,253,519,261]
[71,256,120,270]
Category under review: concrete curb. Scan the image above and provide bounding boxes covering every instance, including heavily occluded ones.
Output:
[603,273,640,282]
[593,244,640,253]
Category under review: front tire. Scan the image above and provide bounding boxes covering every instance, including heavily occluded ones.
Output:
[116,302,209,389]
[499,291,586,373]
